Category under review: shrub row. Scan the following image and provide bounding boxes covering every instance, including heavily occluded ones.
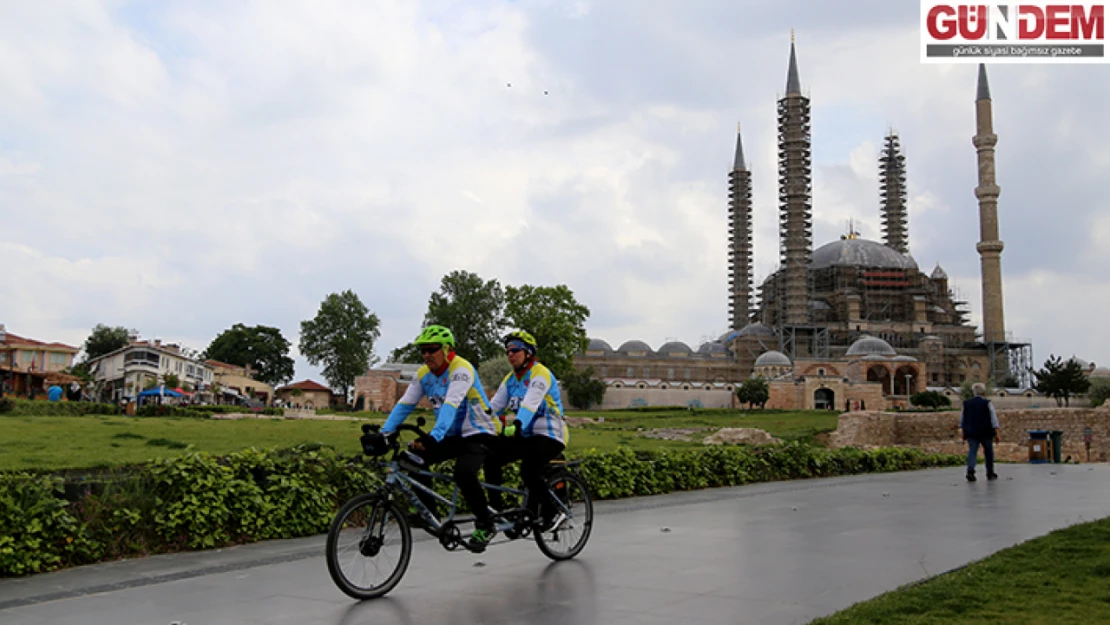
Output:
[0,398,122,416]
[0,443,961,577]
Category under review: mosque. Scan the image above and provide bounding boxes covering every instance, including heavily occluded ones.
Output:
[573,40,1034,411]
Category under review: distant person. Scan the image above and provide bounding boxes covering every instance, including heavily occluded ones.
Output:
[960,382,1000,482]
[47,384,63,402]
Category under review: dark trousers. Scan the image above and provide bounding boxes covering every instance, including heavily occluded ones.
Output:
[484,435,566,518]
[966,437,995,475]
[412,434,494,526]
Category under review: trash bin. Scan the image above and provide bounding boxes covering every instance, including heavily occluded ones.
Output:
[1048,430,1064,464]
[1028,429,1049,464]
[125,401,137,416]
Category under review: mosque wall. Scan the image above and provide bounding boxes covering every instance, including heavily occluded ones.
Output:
[830,405,1110,463]
[595,388,736,410]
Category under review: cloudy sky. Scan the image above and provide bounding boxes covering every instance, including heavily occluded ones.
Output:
[2,0,1108,384]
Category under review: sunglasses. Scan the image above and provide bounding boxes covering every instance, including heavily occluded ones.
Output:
[506,347,525,355]
[420,346,442,355]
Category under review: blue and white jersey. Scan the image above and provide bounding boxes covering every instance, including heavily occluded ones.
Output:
[382,355,495,442]
[489,362,567,445]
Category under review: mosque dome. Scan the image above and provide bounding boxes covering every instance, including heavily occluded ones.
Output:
[697,341,728,355]
[617,340,654,354]
[846,335,898,357]
[718,330,740,344]
[587,338,613,352]
[754,350,792,367]
[809,238,918,271]
[737,322,775,337]
[892,355,917,362]
[659,341,693,356]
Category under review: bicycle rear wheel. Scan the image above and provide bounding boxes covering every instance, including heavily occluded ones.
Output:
[326,492,412,600]
[534,472,593,561]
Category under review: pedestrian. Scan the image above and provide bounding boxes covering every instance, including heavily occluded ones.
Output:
[47,384,63,402]
[960,382,1000,482]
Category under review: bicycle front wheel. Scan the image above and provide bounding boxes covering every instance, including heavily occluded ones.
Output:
[534,472,593,561]
[326,492,412,600]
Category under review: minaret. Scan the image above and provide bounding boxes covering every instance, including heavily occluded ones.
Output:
[973,63,1006,344]
[777,33,813,324]
[879,131,909,254]
[728,124,753,330]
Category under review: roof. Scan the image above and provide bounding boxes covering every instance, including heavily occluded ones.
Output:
[846,335,898,357]
[738,322,775,337]
[977,63,991,101]
[587,338,613,352]
[279,380,332,393]
[659,341,693,355]
[785,40,801,95]
[617,340,654,354]
[205,359,242,370]
[755,350,792,367]
[733,124,747,171]
[930,263,948,280]
[810,238,918,270]
[697,341,727,355]
[0,331,79,352]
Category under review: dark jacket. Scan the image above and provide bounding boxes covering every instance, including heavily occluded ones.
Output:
[961,396,995,440]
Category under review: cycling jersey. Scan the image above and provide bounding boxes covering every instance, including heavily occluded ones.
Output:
[489,362,567,444]
[382,354,495,442]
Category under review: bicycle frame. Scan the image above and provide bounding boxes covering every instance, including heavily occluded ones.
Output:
[378,459,530,535]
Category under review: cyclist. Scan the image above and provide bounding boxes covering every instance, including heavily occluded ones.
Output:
[380,325,499,552]
[483,330,568,532]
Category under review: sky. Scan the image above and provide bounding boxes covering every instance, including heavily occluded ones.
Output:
[2,0,1109,385]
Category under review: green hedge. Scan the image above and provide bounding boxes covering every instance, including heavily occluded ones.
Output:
[0,398,121,416]
[0,443,961,577]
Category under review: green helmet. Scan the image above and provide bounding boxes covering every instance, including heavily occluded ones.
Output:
[414,325,455,348]
[503,330,538,355]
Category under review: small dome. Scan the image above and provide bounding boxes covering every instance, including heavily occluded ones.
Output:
[846,335,897,357]
[718,330,740,344]
[810,238,918,270]
[892,355,916,362]
[931,263,948,280]
[587,338,613,352]
[921,335,942,342]
[754,350,792,367]
[617,340,654,354]
[697,341,727,355]
[808,299,831,310]
[659,341,692,356]
[737,322,775,337]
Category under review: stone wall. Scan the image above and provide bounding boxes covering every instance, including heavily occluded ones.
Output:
[830,404,1110,462]
[596,388,735,410]
[353,370,433,413]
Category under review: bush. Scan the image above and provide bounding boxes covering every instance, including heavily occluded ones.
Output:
[910,390,952,409]
[0,442,962,577]
[1090,379,1110,408]
[0,399,120,416]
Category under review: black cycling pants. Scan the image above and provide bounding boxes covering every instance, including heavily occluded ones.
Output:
[413,434,494,527]
[484,435,566,517]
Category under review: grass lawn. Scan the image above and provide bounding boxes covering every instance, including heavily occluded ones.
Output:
[0,408,839,472]
[809,516,1110,624]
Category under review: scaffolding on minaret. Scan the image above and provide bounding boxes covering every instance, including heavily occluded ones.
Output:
[777,36,813,327]
[728,123,753,331]
[880,132,909,255]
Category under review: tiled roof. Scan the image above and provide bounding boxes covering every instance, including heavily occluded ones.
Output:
[279,380,332,393]
[1,332,79,352]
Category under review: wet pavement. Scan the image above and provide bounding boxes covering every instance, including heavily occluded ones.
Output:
[3,463,1109,625]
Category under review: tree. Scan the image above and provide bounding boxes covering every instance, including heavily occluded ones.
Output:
[163,373,181,389]
[1089,378,1110,408]
[735,377,769,409]
[82,324,135,361]
[419,270,505,365]
[958,378,995,401]
[1030,355,1091,407]
[562,365,607,410]
[203,324,295,387]
[478,355,513,396]
[910,390,952,409]
[299,290,381,400]
[503,284,590,380]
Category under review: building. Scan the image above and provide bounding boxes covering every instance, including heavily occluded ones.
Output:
[0,324,80,396]
[353,364,427,413]
[86,339,215,402]
[205,360,275,405]
[574,40,1032,411]
[275,380,342,410]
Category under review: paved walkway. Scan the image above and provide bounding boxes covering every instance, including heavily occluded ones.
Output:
[3,463,1109,625]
